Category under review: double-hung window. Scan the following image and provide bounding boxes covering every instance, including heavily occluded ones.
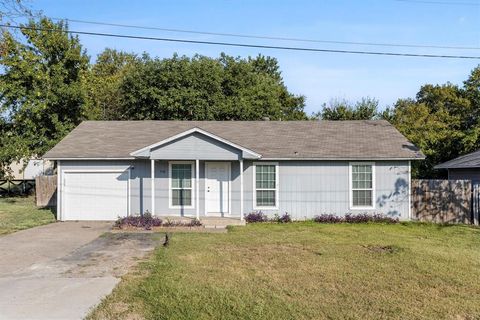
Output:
[254,163,278,208]
[350,163,375,209]
[170,162,194,208]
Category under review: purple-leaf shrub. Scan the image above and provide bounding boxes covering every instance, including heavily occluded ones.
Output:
[274,213,292,223]
[314,213,398,224]
[245,211,268,223]
[313,214,343,224]
[115,211,163,230]
[114,212,203,230]
[188,218,202,227]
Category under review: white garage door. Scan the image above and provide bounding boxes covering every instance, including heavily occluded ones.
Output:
[63,171,129,220]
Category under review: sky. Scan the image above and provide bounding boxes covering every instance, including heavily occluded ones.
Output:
[28,0,480,115]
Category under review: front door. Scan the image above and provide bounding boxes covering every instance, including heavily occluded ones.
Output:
[205,162,230,216]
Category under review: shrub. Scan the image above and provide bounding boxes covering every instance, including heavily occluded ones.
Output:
[313,214,343,224]
[273,213,292,223]
[313,213,398,224]
[114,211,163,230]
[187,218,202,227]
[245,211,268,223]
[162,218,202,227]
[114,213,203,230]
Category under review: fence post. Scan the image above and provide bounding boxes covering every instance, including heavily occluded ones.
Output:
[473,184,479,226]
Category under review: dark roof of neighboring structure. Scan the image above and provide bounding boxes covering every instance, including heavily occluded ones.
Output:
[43,120,425,160]
[435,149,480,169]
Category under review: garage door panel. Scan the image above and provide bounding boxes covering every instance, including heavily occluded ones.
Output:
[64,171,128,221]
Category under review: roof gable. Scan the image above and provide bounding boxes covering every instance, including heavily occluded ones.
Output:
[130,127,261,159]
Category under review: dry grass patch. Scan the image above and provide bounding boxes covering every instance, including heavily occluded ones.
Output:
[89,222,480,320]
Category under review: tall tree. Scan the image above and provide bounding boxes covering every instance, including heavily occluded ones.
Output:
[313,97,379,120]
[118,53,306,120]
[387,66,480,178]
[0,18,89,174]
[84,49,138,120]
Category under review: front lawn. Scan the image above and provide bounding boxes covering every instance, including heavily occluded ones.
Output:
[90,222,480,319]
[0,197,56,235]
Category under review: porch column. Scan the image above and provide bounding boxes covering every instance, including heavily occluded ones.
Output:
[196,159,200,220]
[240,159,244,221]
[151,159,155,215]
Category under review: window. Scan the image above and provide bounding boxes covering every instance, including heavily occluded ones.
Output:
[170,162,193,207]
[254,163,278,208]
[350,163,374,208]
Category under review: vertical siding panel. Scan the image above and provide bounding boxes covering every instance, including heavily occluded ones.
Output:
[59,159,410,221]
[150,133,241,160]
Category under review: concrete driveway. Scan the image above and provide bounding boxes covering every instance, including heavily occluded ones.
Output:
[0,222,161,320]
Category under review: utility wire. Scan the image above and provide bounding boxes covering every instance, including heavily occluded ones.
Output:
[2,24,480,60]
[41,16,480,51]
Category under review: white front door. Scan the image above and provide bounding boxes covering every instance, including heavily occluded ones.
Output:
[205,162,230,216]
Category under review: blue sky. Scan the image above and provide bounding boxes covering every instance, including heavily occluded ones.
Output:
[30,0,480,115]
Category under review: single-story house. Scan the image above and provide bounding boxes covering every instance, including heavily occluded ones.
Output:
[43,120,424,221]
[435,149,480,183]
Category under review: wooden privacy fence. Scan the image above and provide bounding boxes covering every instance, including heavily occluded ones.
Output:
[35,175,57,207]
[412,179,472,224]
[0,179,35,197]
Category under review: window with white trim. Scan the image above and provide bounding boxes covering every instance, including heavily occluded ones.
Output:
[170,163,193,207]
[351,163,374,207]
[255,164,277,207]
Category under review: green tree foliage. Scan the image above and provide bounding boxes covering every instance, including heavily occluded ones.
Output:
[313,97,379,120]
[116,53,306,120]
[84,49,138,120]
[0,18,306,177]
[387,67,480,178]
[0,18,89,176]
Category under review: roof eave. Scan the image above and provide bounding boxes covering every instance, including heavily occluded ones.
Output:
[435,165,480,170]
[256,156,425,161]
[43,157,136,161]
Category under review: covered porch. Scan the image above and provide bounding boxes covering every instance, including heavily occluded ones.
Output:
[129,127,262,221]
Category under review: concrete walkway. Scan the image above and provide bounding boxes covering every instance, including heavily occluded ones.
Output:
[0,222,161,320]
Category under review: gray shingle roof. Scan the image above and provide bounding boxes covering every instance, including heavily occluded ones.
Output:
[435,149,480,169]
[43,120,424,160]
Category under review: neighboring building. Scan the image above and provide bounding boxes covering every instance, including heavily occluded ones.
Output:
[43,120,424,221]
[435,149,480,183]
[8,159,54,180]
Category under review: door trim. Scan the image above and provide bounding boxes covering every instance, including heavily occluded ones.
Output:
[204,162,231,216]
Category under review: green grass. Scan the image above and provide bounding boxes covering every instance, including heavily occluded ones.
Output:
[0,197,56,235]
[89,222,480,320]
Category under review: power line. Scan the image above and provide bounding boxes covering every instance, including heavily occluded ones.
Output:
[2,24,480,60]
[394,0,480,5]
[42,16,480,51]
